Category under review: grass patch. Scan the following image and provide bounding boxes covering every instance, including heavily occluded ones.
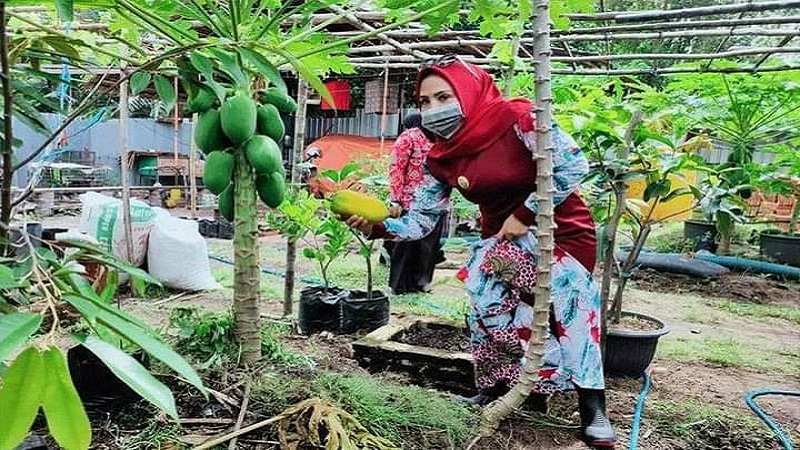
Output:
[250,371,476,449]
[713,300,800,325]
[647,399,775,448]
[314,373,476,448]
[392,291,469,322]
[315,255,390,291]
[657,336,800,374]
[682,310,722,325]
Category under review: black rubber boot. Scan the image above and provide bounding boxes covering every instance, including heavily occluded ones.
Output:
[578,389,617,448]
[456,382,509,406]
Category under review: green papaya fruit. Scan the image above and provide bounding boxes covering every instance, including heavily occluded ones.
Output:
[220,91,257,145]
[194,109,229,154]
[202,151,234,195]
[244,135,282,175]
[218,184,235,221]
[256,104,286,142]
[185,86,216,114]
[256,172,285,208]
[262,88,297,113]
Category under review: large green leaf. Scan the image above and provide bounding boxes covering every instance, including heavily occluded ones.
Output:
[207,48,248,88]
[0,346,44,450]
[74,335,178,419]
[238,47,286,94]
[130,72,152,96]
[55,0,74,22]
[189,51,214,76]
[0,265,20,289]
[62,294,151,339]
[95,310,205,394]
[0,313,42,363]
[275,49,334,109]
[154,74,177,113]
[41,347,91,450]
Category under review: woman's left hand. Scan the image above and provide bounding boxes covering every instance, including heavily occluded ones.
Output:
[496,215,530,241]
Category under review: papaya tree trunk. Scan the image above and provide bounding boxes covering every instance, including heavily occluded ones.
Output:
[478,0,552,435]
[283,238,296,317]
[789,197,799,234]
[0,3,13,246]
[233,150,262,364]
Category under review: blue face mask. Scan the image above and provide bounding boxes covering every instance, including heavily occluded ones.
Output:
[421,102,464,139]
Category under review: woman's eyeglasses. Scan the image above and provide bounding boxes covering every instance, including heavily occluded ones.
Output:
[419,54,478,77]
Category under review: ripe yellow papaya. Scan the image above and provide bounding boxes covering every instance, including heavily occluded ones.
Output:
[256,104,285,142]
[218,184,234,221]
[256,172,285,208]
[262,88,297,113]
[220,91,257,144]
[244,135,282,175]
[329,190,389,223]
[202,151,234,195]
[194,109,229,154]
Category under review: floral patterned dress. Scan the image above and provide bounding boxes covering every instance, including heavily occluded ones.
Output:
[377,113,605,393]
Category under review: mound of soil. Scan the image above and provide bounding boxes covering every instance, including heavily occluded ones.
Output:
[630,269,800,307]
[394,323,470,352]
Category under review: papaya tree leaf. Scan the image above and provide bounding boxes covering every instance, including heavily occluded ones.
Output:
[74,334,178,419]
[55,0,74,22]
[41,347,91,450]
[0,313,43,363]
[275,49,334,109]
[238,47,286,94]
[95,311,206,395]
[154,74,177,113]
[206,48,248,88]
[0,346,44,450]
[189,51,214,76]
[130,72,151,96]
[0,264,21,289]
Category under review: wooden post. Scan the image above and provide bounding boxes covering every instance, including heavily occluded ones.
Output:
[189,112,198,217]
[379,64,389,153]
[284,79,309,317]
[119,65,135,273]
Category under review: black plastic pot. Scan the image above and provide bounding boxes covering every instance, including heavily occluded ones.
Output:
[198,219,219,238]
[298,286,349,334]
[683,219,718,252]
[604,312,669,378]
[341,290,390,334]
[217,219,234,240]
[760,232,800,267]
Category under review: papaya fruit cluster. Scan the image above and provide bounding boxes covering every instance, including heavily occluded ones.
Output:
[194,87,297,221]
[329,190,389,224]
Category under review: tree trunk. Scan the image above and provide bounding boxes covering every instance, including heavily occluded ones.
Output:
[478,0,553,435]
[0,3,13,246]
[790,196,799,234]
[233,150,262,365]
[283,238,296,317]
[718,222,733,255]
[611,223,651,323]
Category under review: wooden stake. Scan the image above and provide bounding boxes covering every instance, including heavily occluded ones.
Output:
[190,112,198,217]
[119,61,134,275]
[379,64,390,153]
[566,0,800,22]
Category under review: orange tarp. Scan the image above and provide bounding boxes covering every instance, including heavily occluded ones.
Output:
[304,134,394,170]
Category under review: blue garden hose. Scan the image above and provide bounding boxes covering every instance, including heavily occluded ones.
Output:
[745,389,799,450]
[628,371,652,450]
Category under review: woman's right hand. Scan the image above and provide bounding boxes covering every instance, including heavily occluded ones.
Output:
[343,215,374,235]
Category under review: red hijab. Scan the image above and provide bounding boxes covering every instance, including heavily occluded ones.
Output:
[415,61,531,160]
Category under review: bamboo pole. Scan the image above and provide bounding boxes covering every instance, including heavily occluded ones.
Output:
[379,64,390,153]
[753,32,799,70]
[346,28,799,54]
[118,65,135,271]
[566,0,800,23]
[348,46,800,64]
[189,113,198,217]
[173,76,179,162]
[327,4,430,59]
[284,80,308,318]
[348,62,800,74]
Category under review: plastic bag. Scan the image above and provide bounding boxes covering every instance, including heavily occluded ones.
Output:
[78,192,155,267]
[147,208,221,291]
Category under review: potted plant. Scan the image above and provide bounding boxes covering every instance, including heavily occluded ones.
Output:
[268,191,351,334]
[578,103,706,377]
[757,146,800,267]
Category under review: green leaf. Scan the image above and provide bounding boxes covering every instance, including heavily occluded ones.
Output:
[205,78,229,104]
[206,48,248,88]
[41,347,91,450]
[275,49,334,110]
[99,271,119,304]
[55,0,74,22]
[302,248,316,259]
[0,346,44,450]
[189,51,214,76]
[96,310,205,395]
[0,265,20,289]
[154,74,177,113]
[238,47,286,94]
[0,313,42,363]
[74,334,178,419]
[130,72,151,96]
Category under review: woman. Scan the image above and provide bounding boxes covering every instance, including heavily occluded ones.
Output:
[383,112,444,294]
[344,57,616,448]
